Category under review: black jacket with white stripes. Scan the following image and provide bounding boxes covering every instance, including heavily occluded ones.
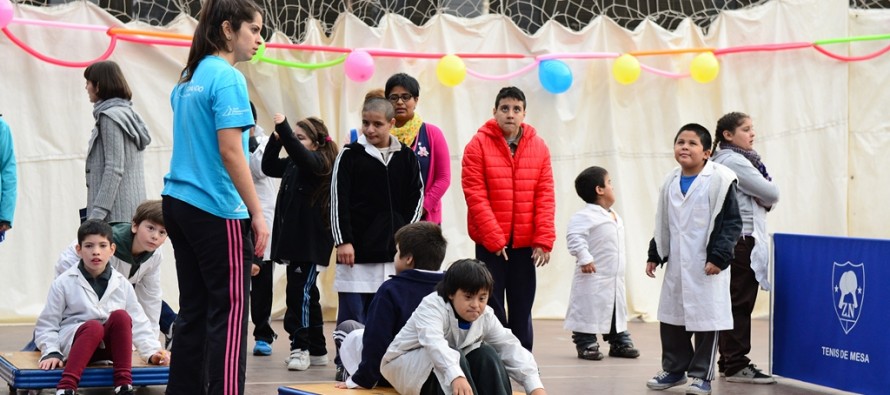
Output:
[330,136,424,264]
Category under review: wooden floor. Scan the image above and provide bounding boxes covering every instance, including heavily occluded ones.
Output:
[0,319,853,394]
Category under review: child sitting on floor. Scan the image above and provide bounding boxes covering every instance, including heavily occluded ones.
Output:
[380,259,548,395]
[35,220,169,395]
[334,221,447,388]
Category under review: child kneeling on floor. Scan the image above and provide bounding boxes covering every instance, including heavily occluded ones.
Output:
[35,220,169,395]
[381,259,548,395]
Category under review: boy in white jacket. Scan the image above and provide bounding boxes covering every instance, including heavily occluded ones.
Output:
[380,259,548,395]
[564,166,639,360]
[36,220,169,395]
[55,200,170,341]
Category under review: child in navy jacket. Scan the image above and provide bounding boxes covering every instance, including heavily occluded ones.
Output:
[334,221,447,389]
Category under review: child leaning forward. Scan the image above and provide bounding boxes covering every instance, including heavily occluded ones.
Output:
[381,259,548,395]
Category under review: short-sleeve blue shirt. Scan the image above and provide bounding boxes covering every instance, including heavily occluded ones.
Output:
[162,56,254,219]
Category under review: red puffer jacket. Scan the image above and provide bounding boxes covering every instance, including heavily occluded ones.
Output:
[461,119,555,253]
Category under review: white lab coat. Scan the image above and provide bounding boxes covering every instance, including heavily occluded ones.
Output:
[249,130,276,260]
[56,241,163,339]
[653,162,735,332]
[380,293,544,395]
[35,266,161,362]
[564,204,627,334]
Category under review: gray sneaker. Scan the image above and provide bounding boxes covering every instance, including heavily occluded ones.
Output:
[726,364,776,384]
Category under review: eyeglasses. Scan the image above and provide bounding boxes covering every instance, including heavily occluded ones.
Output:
[388,94,414,103]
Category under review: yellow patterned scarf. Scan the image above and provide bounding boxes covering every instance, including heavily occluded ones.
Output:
[391,114,423,146]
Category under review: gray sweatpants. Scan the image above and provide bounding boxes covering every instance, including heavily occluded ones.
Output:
[659,322,719,380]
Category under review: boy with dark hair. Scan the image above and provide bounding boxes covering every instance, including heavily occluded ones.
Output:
[564,166,639,360]
[645,123,742,395]
[36,219,169,395]
[55,200,173,341]
[330,97,424,325]
[461,86,555,351]
[334,221,447,389]
[381,259,548,395]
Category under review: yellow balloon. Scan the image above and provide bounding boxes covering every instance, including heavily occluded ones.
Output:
[436,54,466,87]
[690,52,720,83]
[612,54,641,85]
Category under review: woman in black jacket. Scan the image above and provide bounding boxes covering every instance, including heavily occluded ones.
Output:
[262,113,338,371]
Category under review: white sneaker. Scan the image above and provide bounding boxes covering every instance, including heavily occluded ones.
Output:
[309,354,328,366]
[286,349,310,371]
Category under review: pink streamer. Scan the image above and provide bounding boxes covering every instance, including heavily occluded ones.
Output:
[813,42,890,62]
[537,52,619,60]
[639,63,689,79]
[2,26,117,67]
[10,17,107,32]
[465,60,540,81]
[714,42,812,56]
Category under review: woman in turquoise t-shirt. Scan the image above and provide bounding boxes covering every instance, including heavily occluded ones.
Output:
[160,0,268,394]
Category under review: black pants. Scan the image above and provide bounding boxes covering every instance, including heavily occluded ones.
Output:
[660,322,718,381]
[419,344,512,395]
[476,244,536,350]
[718,236,759,375]
[284,261,326,355]
[162,196,252,395]
[250,260,276,343]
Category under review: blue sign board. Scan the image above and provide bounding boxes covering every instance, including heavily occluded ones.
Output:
[773,233,890,394]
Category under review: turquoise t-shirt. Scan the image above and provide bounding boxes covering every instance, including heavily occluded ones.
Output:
[162,56,254,219]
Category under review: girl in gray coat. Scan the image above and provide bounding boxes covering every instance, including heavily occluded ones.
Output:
[83,61,150,223]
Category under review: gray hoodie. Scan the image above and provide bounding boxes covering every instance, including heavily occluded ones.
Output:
[86,98,150,223]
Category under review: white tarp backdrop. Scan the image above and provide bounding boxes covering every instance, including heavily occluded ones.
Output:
[1,0,883,324]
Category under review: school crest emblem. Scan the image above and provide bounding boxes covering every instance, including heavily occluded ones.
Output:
[832,261,865,335]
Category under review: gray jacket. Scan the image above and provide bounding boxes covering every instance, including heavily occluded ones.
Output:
[86,99,150,223]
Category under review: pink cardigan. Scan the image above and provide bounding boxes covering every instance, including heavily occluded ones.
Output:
[415,122,451,224]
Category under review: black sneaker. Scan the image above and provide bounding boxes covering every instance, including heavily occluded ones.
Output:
[335,364,349,382]
[609,343,640,358]
[577,344,604,361]
[726,364,776,384]
[114,384,135,395]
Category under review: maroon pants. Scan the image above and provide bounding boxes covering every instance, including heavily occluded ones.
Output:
[57,310,133,390]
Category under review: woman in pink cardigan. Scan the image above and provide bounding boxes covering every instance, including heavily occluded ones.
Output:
[385,73,452,224]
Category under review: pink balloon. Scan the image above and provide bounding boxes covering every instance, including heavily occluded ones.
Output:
[0,0,14,29]
[344,50,374,82]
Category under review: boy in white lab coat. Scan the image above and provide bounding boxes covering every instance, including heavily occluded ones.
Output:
[645,123,742,395]
[564,166,639,360]
[380,259,547,395]
[36,220,169,395]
